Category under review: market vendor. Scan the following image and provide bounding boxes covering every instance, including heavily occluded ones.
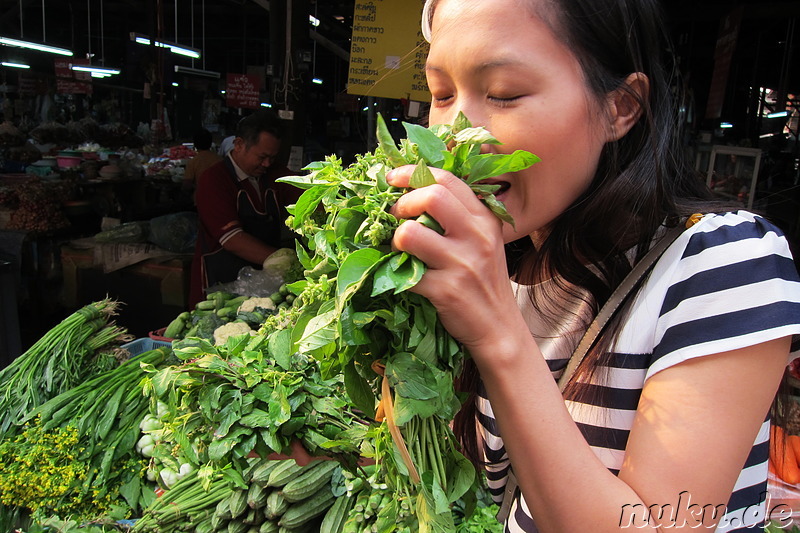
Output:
[189,110,300,307]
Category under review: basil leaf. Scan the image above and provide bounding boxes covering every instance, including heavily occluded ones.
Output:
[343,359,376,418]
[404,122,447,166]
[465,150,541,184]
[454,127,501,146]
[481,194,516,227]
[409,160,437,188]
[376,113,406,167]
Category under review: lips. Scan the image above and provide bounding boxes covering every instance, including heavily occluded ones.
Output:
[476,179,511,200]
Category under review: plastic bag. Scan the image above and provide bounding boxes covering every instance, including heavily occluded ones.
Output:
[148,212,198,253]
[94,221,150,243]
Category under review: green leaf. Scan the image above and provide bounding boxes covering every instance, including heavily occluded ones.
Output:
[239,408,271,428]
[299,304,337,352]
[481,194,515,228]
[376,113,406,167]
[464,150,540,184]
[446,449,476,503]
[339,304,371,346]
[220,465,248,489]
[371,252,426,296]
[409,160,437,188]
[276,174,319,189]
[385,352,438,400]
[267,328,293,370]
[291,185,332,229]
[453,127,501,146]
[452,111,472,134]
[343,359,376,418]
[404,122,447,166]
[336,248,387,314]
[118,471,141,511]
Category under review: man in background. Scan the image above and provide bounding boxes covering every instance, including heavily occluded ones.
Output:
[189,110,300,306]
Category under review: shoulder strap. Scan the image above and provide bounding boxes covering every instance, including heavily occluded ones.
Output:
[496,219,693,525]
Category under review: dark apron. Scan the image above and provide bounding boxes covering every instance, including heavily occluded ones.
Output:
[201,159,283,289]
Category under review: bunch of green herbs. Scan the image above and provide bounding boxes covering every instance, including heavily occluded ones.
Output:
[272,113,539,531]
[138,333,367,493]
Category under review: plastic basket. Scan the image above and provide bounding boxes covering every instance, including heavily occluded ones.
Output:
[121,337,171,357]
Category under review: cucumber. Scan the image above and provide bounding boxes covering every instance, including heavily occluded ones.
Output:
[163,316,185,338]
[266,460,308,488]
[278,485,336,529]
[280,461,339,503]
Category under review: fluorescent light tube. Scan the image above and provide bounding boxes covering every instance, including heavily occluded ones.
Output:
[71,65,120,75]
[1,61,30,69]
[174,65,220,78]
[131,33,201,59]
[0,36,72,56]
[767,111,789,119]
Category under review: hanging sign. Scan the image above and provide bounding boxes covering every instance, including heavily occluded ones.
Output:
[54,58,92,95]
[225,73,261,109]
[347,0,430,101]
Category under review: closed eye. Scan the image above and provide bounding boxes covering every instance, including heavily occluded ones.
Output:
[488,95,521,107]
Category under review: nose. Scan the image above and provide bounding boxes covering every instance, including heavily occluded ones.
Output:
[441,98,490,133]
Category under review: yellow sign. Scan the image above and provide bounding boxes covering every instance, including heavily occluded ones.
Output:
[347,0,430,101]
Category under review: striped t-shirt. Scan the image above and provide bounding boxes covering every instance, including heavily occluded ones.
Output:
[479,211,800,532]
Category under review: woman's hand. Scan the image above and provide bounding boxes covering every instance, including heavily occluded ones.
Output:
[387,165,522,351]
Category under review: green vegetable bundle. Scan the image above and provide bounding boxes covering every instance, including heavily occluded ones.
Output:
[138,333,367,492]
[272,113,539,531]
[0,299,132,439]
[0,347,171,522]
[133,456,342,533]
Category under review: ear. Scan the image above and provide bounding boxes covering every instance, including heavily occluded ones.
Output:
[231,136,245,154]
[605,73,649,142]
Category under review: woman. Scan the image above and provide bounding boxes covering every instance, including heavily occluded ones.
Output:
[385,0,800,531]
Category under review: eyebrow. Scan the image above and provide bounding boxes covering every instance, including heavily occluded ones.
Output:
[425,58,523,75]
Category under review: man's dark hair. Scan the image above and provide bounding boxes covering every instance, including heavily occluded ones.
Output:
[236,110,284,147]
[193,128,213,151]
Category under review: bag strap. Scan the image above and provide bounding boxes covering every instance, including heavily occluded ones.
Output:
[496,218,695,524]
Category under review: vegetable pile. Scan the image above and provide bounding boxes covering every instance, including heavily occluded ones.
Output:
[770,424,800,486]
[137,334,365,489]
[2,114,539,533]
[0,299,131,439]
[0,347,172,522]
[132,456,343,532]
[161,290,297,344]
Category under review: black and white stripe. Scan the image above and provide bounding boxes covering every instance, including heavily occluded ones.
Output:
[479,212,800,532]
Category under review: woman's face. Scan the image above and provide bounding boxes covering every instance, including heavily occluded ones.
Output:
[426,0,612,242]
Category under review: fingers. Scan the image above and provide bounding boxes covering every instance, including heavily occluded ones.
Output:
[387,165,495,234]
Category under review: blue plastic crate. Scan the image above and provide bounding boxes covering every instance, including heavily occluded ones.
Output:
[121,337,171,357]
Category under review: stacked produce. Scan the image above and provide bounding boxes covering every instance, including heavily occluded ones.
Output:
[5,178,72,232]
[1,115,530,532]
[136,333,365,487]
[133,457,343,533]
[160,290,295,344]
[0,347,173,523]
[0,299,132,439]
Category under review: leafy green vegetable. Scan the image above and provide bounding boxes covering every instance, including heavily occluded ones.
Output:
[274,112,539,531]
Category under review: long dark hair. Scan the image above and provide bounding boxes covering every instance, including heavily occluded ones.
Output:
[440,0,747,465]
